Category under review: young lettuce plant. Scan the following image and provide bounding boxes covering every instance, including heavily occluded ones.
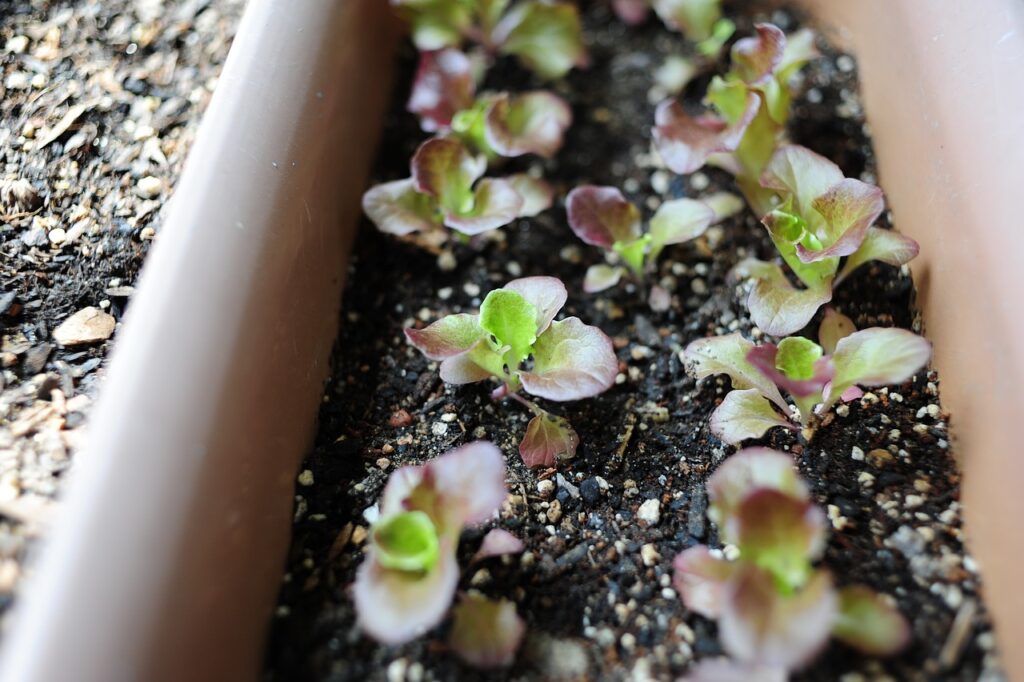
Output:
[407,48,572,159]
[674,448,910,679]
[362,137,552,243]
[405,276,617,468]
[566,185,742,310]
[612,0,735,57]
[652,23,817,215]
[684,313,932,444]
[734,144,921,335]
[354,440,525,650]
[391,0,587,80]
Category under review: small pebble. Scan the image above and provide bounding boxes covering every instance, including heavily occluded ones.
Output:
[135,175,163,199]
[297,469,314,486]
[637,498,661,526]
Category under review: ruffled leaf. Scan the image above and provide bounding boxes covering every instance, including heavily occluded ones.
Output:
[818,307,856,355]
[566,185,643,247]
[412,138,487,215]
[583,264,624,293]
[474,528,525,561]
[362,178,441,236]
[706,448,809,529]
[709,388,796,446]
[405,313,483,360]
[484,91,572,158]
[652,94,760,174]
[653,0,721,40]
[760,144,844,219]
[837,227,920,283]
[439,348,495,384]
[354,538,460,645]
[443,177,524,234]
[746,339,833,400]
[520,412,580,468]
[408,48,476,133]
[506,174,554,217]
[730,489,827,588]
[449,593,526,668]
[648,197,715,251]
[479,288,539,366]
[492,2,587,79]
[798,178,884,263]
[673,545,742,619]
[832,585,911,656]
[824,327,931,409]
[731,23,785,86]
[719,567,837,670]
[393,0,473,51]
[519,317,618,401]
[502,276,567,335]
[734,259,833,337]
[683,333,788,411]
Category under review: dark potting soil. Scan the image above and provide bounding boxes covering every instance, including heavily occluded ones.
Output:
[264,4,1003,681]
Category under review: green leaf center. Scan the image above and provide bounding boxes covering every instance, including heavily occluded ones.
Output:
[372,510,440,573]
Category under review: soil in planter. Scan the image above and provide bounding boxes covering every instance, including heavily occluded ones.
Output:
[264,4,1004,681]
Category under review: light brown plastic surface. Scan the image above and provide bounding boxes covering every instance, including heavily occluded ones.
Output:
[0,0,397,680]
[1,1,1021,681]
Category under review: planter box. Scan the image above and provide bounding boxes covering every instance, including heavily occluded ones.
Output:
[1,0,1021,680]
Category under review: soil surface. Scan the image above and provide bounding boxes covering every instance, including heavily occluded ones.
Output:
[264,4,1005,681]
[0,0,243,633]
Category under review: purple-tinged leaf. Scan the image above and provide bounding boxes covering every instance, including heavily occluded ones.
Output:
[797,179,884,263]
[746,343,833,399]
[759,144,843,217]
[832,585,911,656]
[823,327,931,410]
[652,95,760,174]
[648,197,715,248]
[706,448,809,529]
[492,2,587,80]
[484,91,572,159]
[405,314,483,360]
[648,284,672,312]
[474,528,525,561]
[502,276,567,335]
[777,28,819,81]
[818,307,856,355]
[566,185,643,247]
[734,259,833,337]
[519,317,617,401]
[403,440,509,531]
[412,138,486,214]
[719,567,837,670]
[506,174,554,217]
[520,412,579,468]
[612,0,651,24]
[673,545,742,618]
[731,24,785,86]
[362,178,440,236]
[408,49,476,133]
[709,388,796,446]
[583,264,624,293]
[703,191,745,223]
[681,658,788,682]
[836,227,920,284]
[443,177,524,234]
[683,333,788,411]
[439,349,494,385]
[730,489,827,587]
[449,593,526,668]
[354,537,460,645]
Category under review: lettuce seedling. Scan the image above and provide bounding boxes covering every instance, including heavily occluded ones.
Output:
[734,144,921,335]
[392,0,587,80]
[408,48,573,160]
[362,137,552,240]
[406,276,617,467]
[449,592,526,668]
[612,0,735,56]
[684,323,932,444]
[652,24,817,215]
[567,185,740,309]
[354,441,508,644]
[674,448,910,677]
